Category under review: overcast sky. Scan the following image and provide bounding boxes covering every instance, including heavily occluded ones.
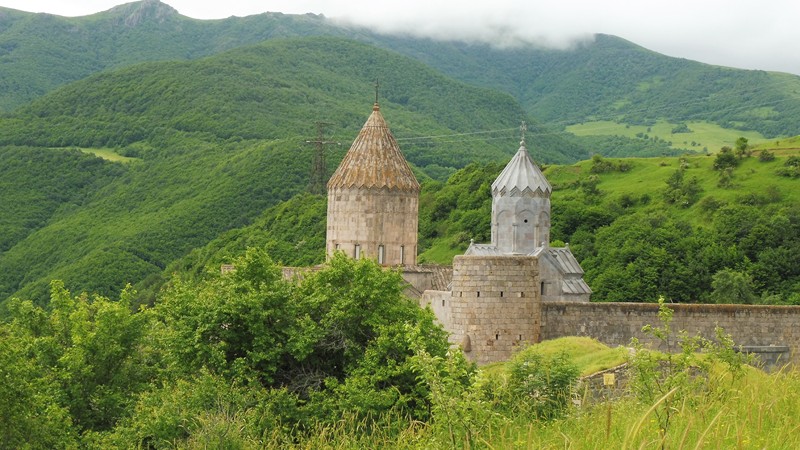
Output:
[3,0,799,76]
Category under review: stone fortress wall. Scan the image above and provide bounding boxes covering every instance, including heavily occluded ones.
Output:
[447,255,541,365]
[422,261,799,366]
[541,301,797,367]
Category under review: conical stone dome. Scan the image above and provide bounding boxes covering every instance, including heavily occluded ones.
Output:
[326,103,419,266]
[327,103,419,192]
[491,143,551,197]
[489,141,551,254]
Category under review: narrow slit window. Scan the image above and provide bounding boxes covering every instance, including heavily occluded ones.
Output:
[354,244,361,260]
[378,244,385,265]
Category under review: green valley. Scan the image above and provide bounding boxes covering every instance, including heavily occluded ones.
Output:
[2,3,800,448]
[0,37,582,307]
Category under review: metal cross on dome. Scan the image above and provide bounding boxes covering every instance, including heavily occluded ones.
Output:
[520,121,527,146]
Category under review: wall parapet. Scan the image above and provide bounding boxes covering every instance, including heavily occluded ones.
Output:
[542,301,800,365]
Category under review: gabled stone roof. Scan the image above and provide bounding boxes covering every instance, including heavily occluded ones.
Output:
[327,103,420,192]
[532,247,585,276]
[491,143,551,197]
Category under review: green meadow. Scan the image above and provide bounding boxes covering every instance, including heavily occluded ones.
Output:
[50,147,139,163]
[566,120,769,154]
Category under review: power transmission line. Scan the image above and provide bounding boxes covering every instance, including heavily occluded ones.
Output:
[306,121,339,195]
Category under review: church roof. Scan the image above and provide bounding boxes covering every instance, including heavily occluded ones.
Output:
[464,242,501,256]
[327,103,420,192]
[532,247,586,276]
[491,143,551,197]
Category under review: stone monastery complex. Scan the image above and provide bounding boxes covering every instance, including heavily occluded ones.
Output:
[325,101,800,366]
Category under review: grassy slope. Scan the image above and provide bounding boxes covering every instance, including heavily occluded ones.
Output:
[418,150,800,266]
[566,119,769,154]
[547,153,800,224]
[481,336,627,377]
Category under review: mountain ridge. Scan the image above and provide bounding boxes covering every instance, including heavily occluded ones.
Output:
[2,0,800,140]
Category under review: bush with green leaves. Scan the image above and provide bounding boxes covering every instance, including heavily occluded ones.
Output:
[153,248,450,429]
[504,347,580,420]
[2,281,156,439]
[758,150,775,162]
[713,147,739,170]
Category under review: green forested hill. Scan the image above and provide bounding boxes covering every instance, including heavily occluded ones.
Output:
[0,37,581,307]
[0,0,351,110]
[385,34,800,138]
[2,1,800,142]
[160,149,800,305]
[418,151,800,303]
[0,147,125,252]
[0,37,582,165]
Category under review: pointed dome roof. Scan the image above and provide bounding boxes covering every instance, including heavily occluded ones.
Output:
[491,142,552,197]
[327,103,420,192]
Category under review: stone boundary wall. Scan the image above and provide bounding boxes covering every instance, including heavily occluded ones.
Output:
[542,302,800,364]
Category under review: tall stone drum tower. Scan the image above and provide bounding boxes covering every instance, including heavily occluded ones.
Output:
[326,102,420,266]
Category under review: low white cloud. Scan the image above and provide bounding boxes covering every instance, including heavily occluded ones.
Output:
[3,0,799,74]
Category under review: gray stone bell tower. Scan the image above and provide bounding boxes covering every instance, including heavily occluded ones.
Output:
[490,125,552,254]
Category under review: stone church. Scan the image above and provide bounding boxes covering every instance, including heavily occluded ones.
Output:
[326,101,591,363]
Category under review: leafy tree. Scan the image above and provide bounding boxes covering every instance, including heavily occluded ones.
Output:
[709,269,757,304]
[1,281,156,441]
[734,137,750,157]
[713,147,739,170]
[671,123,691,133]
[663,168,702,206]
[154,248,450,426]
[0,324,78,448]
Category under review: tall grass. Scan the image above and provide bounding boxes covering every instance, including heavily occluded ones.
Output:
[160,337,800,449]
[283,365,800,449]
